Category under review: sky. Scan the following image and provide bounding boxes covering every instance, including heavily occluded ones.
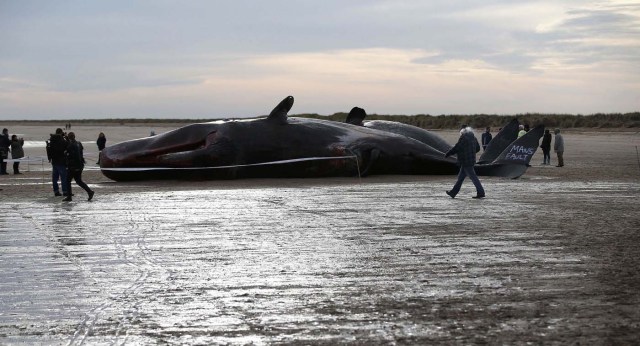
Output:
[1,0,639,120]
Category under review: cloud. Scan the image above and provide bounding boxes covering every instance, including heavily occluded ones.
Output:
[0,0,638,118]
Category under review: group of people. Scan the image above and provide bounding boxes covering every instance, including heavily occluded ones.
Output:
[446,125,566,199]
[540,129,564,167]
[1,127,109,201]
[482,125,564,167]
[45,128,96,201]
[0,128,25,175]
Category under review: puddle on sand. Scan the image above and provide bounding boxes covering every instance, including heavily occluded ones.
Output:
[1,180,639,344]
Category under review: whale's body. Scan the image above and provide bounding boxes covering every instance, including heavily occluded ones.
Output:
[100,96,543,181]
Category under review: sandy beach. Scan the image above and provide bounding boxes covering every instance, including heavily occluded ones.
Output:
[1,123,640,344]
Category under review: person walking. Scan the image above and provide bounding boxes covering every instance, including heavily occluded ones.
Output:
[444,126,485,199]
[540,129,552,165]
[96,132,106,164]
[481,127,492,151]
[10,135,25,174]
[46,128,70,196]
[0,128,10,175]
[63,132,94,201]
[554,128,565,167]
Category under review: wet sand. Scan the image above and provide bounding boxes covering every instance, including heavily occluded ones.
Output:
[1,124,640,344]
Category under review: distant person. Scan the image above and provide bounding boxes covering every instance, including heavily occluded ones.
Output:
[540,129,552,165]
[150,130,156,136]
[63,132,94,202]
[10,134,25,174]
[481,127,492,151]
[0,128,10,175]
[96,132,107,165]
[46,128,69,197]
[517,125,526,138]
[524,124,530,132]
[444,125,485,199]
[554,128,565,167]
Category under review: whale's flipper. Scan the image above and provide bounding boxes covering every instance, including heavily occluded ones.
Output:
[476,124,545,179]
[268,96,295,124]
[346,107,367,126]
[478,118,519,164]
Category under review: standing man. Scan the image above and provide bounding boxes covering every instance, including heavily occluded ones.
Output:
[444,126,485,199]
[554,128,565,167]
[10,135,25,174]
[96,132,106,165]
[0,128,10,175]
[540,129,552,165]
[481,127,492,151]
[46,128,69,196]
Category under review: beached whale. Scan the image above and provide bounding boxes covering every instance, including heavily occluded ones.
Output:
[99,96,543,181]
[345,106,522,163]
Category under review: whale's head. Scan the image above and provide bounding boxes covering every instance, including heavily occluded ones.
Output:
[99,96,296,181]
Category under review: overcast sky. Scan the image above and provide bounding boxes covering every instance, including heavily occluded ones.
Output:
[1,0,639,119]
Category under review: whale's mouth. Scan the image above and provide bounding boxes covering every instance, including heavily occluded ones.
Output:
[136,140,206,160]
[101,132,222,168]
[133,131,222,161]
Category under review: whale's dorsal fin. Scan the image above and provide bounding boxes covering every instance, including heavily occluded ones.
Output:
[268,96,294,124]
[346,107,367,126]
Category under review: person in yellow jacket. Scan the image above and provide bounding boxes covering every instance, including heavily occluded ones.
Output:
[517,125,526,138]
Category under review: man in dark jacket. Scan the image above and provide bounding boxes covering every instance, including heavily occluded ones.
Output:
[444,126,485,199]
[63,132,94,201]
[46,128,69,196]
[0,128,10,175]
[481,127,492,151]
[540,129,552,165]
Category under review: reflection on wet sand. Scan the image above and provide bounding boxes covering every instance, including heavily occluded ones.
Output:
[1,180,639,344]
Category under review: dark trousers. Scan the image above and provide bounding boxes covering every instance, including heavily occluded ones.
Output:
[52,164,69,194]
[556,152,564,167]
[449,165,485,197]
[542,148,551,164]
[13,161,20,174]
[67,168,91,196]
[0,148,7,174]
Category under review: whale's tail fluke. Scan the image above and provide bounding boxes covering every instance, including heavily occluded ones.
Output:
[476,124,545,179]
[477,118,520,164]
